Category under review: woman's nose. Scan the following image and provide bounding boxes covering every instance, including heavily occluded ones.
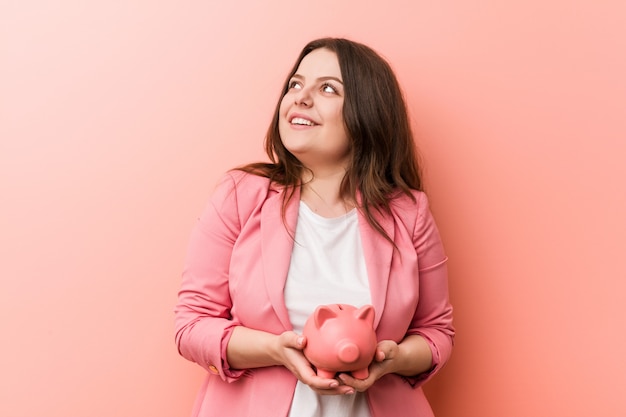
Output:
[294,87,312,107]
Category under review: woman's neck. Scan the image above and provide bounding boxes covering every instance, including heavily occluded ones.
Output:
[300,170,354,218]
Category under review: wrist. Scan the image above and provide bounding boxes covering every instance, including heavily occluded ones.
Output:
[266,332,284,366]
[394,335,433,377]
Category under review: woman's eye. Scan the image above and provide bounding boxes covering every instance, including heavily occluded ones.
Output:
[321,83,337,94]
[288,81,302,90]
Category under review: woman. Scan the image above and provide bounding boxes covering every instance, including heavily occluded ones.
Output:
[175,37,454,417]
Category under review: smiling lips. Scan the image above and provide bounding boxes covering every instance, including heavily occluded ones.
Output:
[289,116,317,126]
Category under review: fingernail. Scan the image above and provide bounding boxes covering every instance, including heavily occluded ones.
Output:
[329,381,338,388]
[296,336,304,346]
[345,389,355,395]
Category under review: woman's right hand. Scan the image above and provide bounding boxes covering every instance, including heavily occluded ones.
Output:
[227,327,354,395]
[272,331,356,396]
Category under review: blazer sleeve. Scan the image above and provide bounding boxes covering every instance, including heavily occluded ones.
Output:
[174,172,247,382]
[406,191,455,386]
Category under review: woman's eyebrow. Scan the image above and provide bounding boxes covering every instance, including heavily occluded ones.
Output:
[319,76,344,84]
[291,73,344,84]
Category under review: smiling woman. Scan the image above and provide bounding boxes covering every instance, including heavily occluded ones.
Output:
[279,48,350,193]
[174,37,454,417]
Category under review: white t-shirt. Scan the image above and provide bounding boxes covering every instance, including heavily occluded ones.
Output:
[284,201,372,417]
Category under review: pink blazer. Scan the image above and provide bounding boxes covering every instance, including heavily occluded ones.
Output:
[175,170,454,417]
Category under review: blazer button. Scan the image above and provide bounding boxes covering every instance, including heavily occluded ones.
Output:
[208,365,219,374]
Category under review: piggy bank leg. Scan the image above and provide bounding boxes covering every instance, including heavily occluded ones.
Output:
[350,368,369,379]
[316,368,337,379]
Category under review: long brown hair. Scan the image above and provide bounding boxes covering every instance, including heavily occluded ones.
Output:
[238,38,423,242]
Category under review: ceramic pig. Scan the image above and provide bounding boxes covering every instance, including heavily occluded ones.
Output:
[302,304,377,379]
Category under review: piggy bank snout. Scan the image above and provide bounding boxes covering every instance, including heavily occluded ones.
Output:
[303,304,377,378]
[337,340,360,363]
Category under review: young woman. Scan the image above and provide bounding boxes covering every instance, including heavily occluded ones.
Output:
[175,37,454,417]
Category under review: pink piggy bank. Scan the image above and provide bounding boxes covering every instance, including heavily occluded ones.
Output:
[302,304,377,379]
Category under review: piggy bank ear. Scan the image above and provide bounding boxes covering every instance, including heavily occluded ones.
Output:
[314,305,338,328]
[354,305,375,326]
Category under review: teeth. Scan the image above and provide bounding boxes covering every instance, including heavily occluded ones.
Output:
[291,117,314,126]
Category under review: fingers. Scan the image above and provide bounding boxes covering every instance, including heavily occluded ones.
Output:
[297,335,306,348]
[278,331,357,395]
[312,384,355,396]
[375,339,399,362]
[298,369,341,391]
[338,373,371,393]
[277,334,338,392]
[292,363,351,394]
[307,375,357,395]
[279,331,306,350]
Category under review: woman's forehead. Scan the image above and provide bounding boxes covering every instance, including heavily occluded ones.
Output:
[294,48,342,81]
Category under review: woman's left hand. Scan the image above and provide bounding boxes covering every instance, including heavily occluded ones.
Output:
[336,339,400,392]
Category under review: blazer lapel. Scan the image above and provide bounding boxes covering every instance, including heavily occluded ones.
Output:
[260,185,395,331]
[261,185,300,330]
[358,207,395,329]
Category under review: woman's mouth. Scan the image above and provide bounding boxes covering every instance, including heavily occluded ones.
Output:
[290,116,316,126]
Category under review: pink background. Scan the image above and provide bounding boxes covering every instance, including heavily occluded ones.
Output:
[1,1,625,416]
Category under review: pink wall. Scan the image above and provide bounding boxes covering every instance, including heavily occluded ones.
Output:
[1,1,624,416]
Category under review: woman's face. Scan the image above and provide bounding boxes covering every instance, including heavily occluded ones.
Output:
[278,48,350,173]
